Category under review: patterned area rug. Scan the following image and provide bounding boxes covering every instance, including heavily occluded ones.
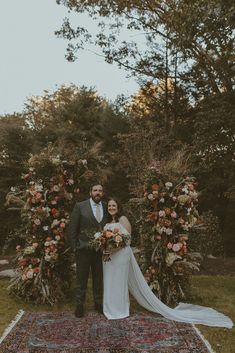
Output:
[0,311,215,353]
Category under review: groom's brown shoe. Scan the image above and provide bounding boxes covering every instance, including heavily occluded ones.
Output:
[94,303,103,314]
[75,304,84,318]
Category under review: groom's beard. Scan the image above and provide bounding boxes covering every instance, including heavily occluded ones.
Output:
[91,195,102,203]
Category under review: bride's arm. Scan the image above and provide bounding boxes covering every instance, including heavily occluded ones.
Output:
[119,216,132,235]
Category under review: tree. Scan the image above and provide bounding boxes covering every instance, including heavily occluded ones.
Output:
[56,0,235,101]
[24,85,122,147]
[0,114,34,249]
[190,92,235,255]
[23,85,131,199]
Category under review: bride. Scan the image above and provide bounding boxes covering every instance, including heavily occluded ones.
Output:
[102,197,233,328]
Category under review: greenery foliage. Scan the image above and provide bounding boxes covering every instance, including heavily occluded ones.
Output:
[188,210,224,257]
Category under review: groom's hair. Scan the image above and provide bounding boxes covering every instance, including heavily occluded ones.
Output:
[89,182,104,192]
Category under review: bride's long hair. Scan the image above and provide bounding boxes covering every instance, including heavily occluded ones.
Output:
[106,197,123,223]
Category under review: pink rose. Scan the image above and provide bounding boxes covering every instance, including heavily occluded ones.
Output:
[171,211,177,218]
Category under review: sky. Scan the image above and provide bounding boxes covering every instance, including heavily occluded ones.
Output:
[0,0,139,115]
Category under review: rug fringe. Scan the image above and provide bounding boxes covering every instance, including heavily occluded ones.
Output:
[192,324,217,353]
[0,309,25,344]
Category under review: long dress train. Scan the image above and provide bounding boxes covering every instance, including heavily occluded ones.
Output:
[103,223,233,328]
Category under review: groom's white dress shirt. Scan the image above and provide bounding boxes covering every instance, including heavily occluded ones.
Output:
[89,198,104,222]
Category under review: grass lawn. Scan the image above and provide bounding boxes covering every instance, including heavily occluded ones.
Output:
[0,275,234,353]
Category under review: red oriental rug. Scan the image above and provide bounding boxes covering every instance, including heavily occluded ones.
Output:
[0,310,215,353]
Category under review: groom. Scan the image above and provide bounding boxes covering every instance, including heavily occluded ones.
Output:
[69,183,107,318]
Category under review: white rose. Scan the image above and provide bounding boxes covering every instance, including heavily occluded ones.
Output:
[182,187,189,194]
[159,210,166,217]
[53,185,60,192]
[81,159,87,166]
[165,228,173,235]
[172,243,182,252]
[44,254,51,262]
[166,253,181,266]
[189,191,198,199]
[51,158,60,166]
[165,182,173,189]
[24,246,35,255]
[94,232,101,239]
[51,220,60,228]
[35,184,43,192]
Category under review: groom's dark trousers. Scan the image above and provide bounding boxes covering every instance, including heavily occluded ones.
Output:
[69,199,107,305]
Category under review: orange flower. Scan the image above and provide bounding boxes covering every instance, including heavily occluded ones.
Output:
[152,184,159,191]
[175,266,183,273]
[163,219,172,227]
[33,267,40,273]
[18,259,27,267]
[179,235,188,241]
[164,208,171,215]
[178,245,187,256]
[105,230,113,238]
[35,192,42,200]
[113,227,120,234]
[146,212,158,221]
[188,183,195,191]
[51,208,59,217]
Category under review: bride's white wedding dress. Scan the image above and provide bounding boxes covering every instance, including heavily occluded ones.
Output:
[103,222,233,328]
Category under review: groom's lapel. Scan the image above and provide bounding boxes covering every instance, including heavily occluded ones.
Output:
[85,199,99,224]
[101,201,107,223]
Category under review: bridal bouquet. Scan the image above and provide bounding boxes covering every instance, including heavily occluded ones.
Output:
[90,227,131,262]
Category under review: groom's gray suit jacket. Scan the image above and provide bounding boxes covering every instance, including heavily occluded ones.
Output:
[69,199,107,250]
